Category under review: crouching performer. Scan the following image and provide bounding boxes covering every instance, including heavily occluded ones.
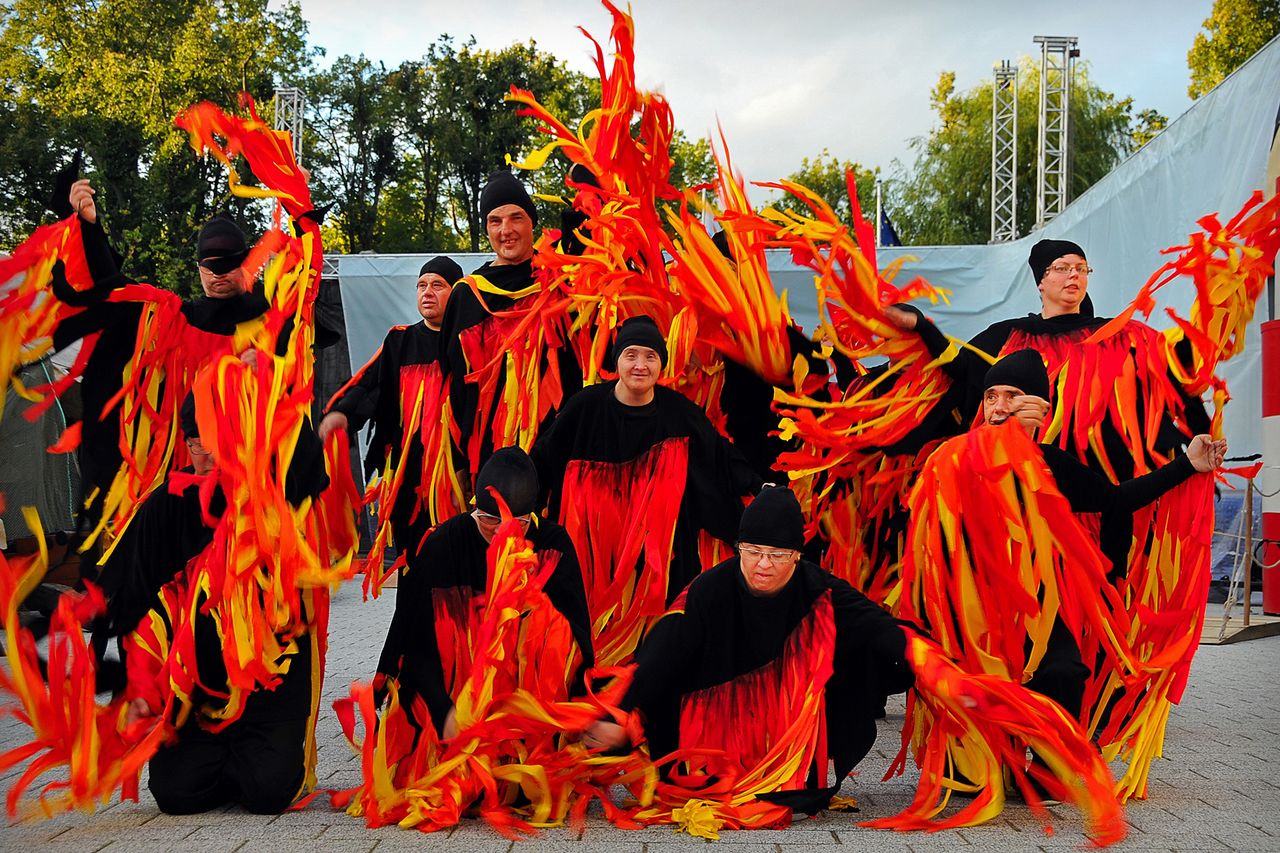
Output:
[583,486,913,834]
[335,447,600,836]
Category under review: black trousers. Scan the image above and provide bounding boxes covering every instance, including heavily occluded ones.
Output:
[1024,618,1089,718]
[147,714,308,815]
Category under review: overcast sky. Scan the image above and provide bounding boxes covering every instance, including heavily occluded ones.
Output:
[287,0,1214,195]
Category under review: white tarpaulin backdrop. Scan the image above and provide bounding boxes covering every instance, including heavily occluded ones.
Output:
[337,36,1280,460]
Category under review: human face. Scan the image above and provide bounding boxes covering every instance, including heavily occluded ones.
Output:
[486,204,535,265]
[416,272,452,328]
[614,345,661,404]
[198,263,248,299]
[186,436,216,475]
[982,384,1022,427]
[738,543,800,597]
[1037,253,1089,318]
[471,507,532,544]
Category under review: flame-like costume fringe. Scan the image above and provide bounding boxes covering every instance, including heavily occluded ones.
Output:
[867,630,1126,847]
[331,518,647,837]
[623,593,836,839]
[0,97,357,815]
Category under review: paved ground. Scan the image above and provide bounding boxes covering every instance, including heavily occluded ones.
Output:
[3,580,1279,852]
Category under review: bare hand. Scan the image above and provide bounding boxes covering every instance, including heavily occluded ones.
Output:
[125,697,155,727]
[1186,434,1227,473]
[442,706,458,739]
[240,348,260,371]
[70,178,97,224]
[1012,394,1050,434]
[318,411,348,442]
[581,719,627,751]
[883,305,918,331]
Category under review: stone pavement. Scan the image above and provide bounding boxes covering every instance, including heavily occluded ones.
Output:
[3,579,1279,852]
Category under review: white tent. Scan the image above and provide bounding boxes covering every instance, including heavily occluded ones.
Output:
[335,35,1280,458]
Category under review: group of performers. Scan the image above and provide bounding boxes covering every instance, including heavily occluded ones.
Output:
[1,3,1278,846]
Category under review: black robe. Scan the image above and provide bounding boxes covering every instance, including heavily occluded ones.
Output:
[328,321,444,544]
[532,382,762,603]
[622,559,912,813]
[380,513,595,735]
[437,258,583,487]
[51,216,270,526]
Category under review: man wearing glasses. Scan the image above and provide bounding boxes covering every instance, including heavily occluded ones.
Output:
[582,486,911,813]
[375,447,594,740]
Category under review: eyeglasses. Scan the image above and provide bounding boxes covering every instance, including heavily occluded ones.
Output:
[738,545,798,562]
[1047,264,1092,276]
[471,508,532,528]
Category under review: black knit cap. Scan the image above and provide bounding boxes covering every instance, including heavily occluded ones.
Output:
[197,215,249,274]
[180,391,199,440]
[608,315,668,369]
[418,256,464,285]
[983,349,1050,401]
[711,229,735,262]
[738,486,805,551]
[1028,238,1086,284]
[474,446,539,517]
[479,170,538,226]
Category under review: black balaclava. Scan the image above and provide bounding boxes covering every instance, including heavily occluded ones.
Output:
[607,315,668,370]
[419,256,464,285]
[180,391,199,440]
[983,349,1050,401]
[197,216,249,274]
[737,486,805,551]
[479,170,538,226]
[474,446,539,517]
[1027,238,1086,284]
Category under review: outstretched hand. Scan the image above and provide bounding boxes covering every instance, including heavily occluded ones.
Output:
[581,719,627,751]
[69,178,97,224]
[1186,434,1227,473]
[883,305,918,331]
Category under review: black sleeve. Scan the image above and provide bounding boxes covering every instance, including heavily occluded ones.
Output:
[691,413,763,543]
[530,399,573,512]
[829,580,913,696]
[329,346,383,433]
[390,536,455,735]
[1042,445,1198,514]
[538,525,596,683]
[621,585,706,715]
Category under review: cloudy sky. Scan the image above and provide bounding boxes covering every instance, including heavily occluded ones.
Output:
[286,0,1213,192]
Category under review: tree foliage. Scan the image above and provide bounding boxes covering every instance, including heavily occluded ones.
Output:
[0,0,312,294]
[769,149,878,230]
[887,60,1142,246]
[1187,0,1280,99]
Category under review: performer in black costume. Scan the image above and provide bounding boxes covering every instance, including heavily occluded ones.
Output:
[437,171,583,491]
[376,447,594,739]
[584,487,913,813]
[532,315,761,619]
[321,255,464,553]
[97,395,321,815]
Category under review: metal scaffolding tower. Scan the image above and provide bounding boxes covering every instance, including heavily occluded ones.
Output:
[990,60,1018,243]
[1033,36,1078,228]
[272,85,306,165]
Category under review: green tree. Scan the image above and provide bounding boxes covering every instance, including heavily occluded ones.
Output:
[1131,108,1169,148]
[889,60,1140,246]
[0,0,312,293]
[770,149,878,229]
[1188,0,1280,98]
[303,55,400,253]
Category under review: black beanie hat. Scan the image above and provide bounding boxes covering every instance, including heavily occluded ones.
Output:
[180,391,199,440]
[479,170,538,226]
[1028,238,1086,284]
[983,349,1050,401]
[197,215,249,274]
[608,315,668,370]
[738,486,805,551]
[419,256,464,286]
[474,446,539,517]
[568,163,601,190]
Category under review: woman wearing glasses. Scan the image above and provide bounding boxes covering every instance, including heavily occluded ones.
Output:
[880,238,1209,480]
